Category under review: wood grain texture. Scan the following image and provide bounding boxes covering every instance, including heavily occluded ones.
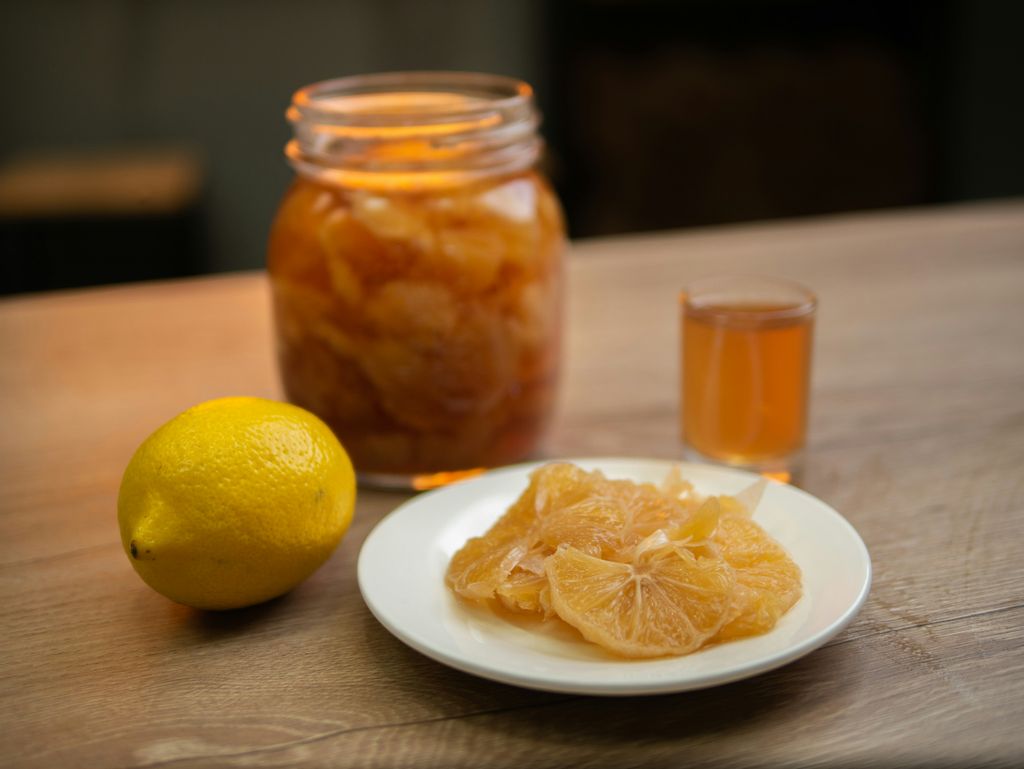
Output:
[2,200,1023,768]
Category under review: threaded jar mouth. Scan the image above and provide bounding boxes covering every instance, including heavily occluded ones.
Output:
[285,72,541,191]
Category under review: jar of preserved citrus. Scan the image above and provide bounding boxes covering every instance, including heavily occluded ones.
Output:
[268,72,566,488]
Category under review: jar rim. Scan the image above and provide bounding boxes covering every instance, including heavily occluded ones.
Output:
[285,71,542,190]
[289,71,534,127]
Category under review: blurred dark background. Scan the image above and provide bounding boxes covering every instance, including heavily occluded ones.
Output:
[1,0,1021,295]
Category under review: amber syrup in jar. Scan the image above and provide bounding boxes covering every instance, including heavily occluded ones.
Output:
[268,72,566,488]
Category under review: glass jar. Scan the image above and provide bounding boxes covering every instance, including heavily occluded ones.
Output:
[268,72,566,488]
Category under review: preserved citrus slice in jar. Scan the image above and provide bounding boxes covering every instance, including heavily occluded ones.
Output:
[268,73,566,487]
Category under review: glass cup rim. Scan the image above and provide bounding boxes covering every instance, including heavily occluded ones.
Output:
[681,274,817,324]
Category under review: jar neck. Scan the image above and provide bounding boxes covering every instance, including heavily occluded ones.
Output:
[285,72,541,192]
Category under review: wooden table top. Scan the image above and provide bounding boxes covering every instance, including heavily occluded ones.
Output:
[2,200,1023,767]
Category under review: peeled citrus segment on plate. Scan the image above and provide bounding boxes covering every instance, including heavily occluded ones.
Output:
[446,462,579,607]
[538,479,683,560]
[664,496,724,545]
[544,534,737,658]
[446,462,803,657]
[495,567,550,614]
[658,465,702,508]
[445,527,529,602]
[711,515,803,641]
[533,462,699,562]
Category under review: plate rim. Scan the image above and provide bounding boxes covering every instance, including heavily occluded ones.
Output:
[357,456,872,696]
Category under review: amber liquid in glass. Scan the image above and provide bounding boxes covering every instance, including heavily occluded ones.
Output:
[683,301,813,465]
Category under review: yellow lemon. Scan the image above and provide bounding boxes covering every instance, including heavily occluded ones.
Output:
[118,397,356,609]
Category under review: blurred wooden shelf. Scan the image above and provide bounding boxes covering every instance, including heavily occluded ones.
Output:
[0,147,206,295]
[0,147,202,219]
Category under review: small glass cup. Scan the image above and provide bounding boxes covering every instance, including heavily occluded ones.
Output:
[680,276,816,483]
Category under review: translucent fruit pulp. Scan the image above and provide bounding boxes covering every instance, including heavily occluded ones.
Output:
[268,171,565,476]
[446,463,803,658]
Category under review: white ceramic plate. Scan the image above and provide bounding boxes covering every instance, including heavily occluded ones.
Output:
[357,457,871,696]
